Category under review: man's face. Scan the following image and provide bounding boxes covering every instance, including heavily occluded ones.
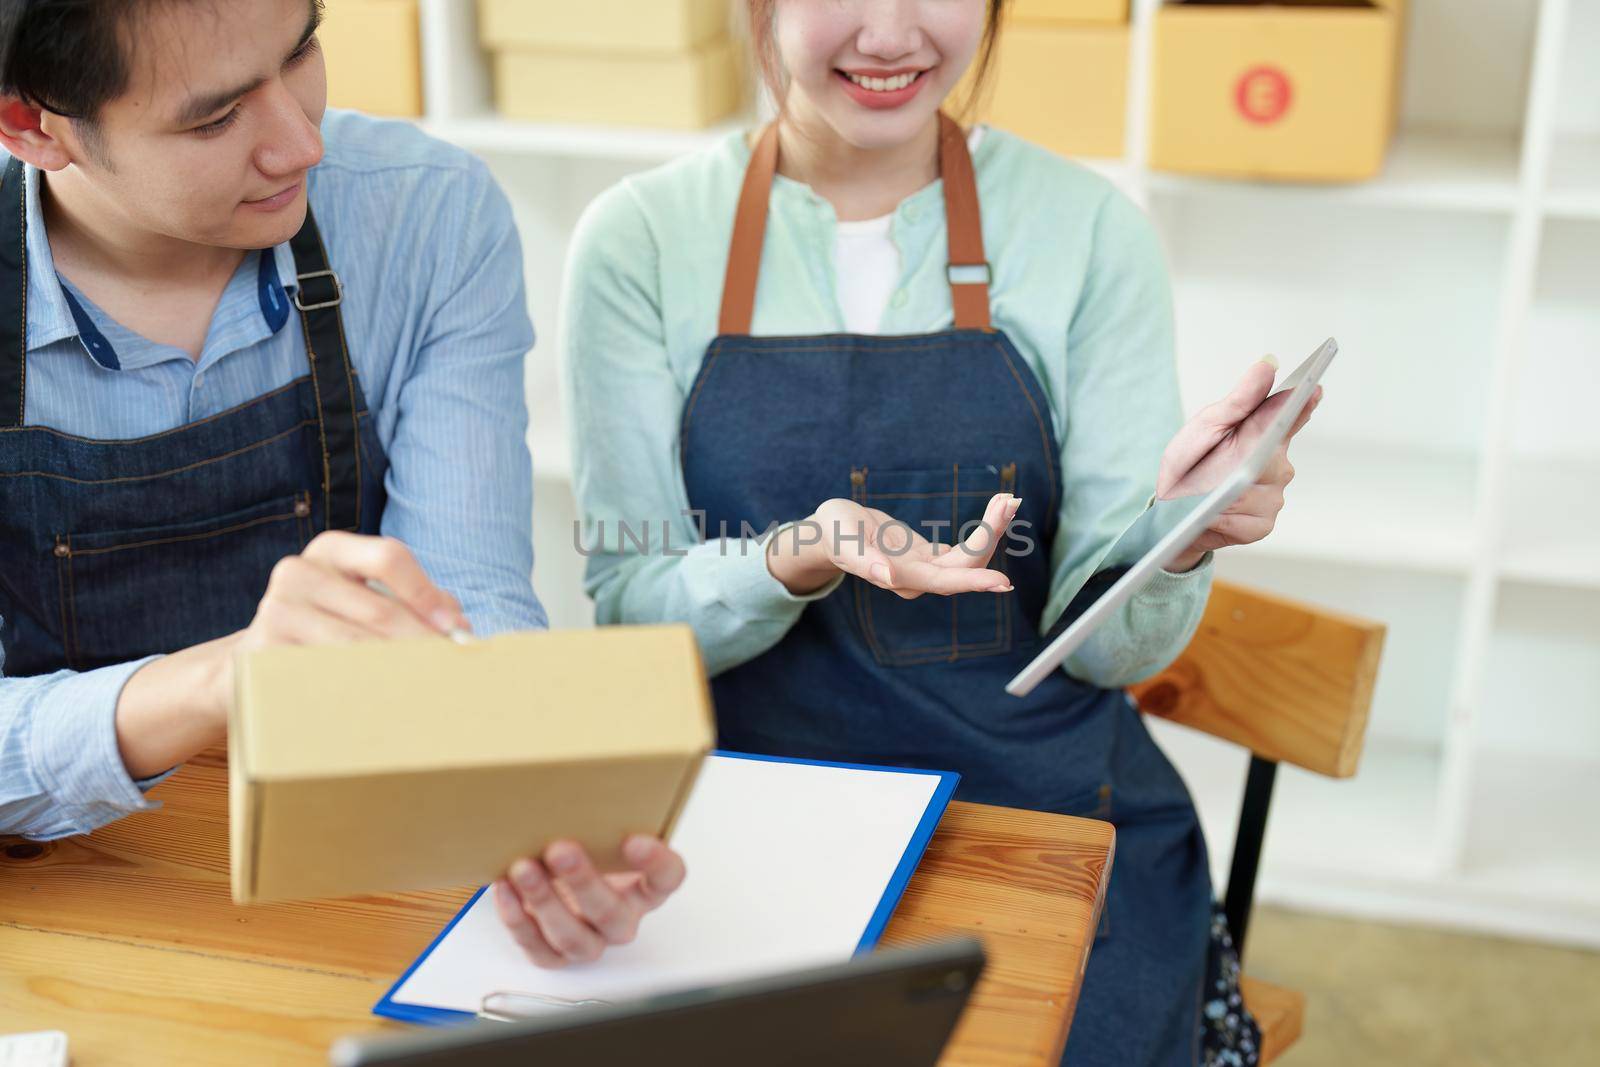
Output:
[47,0,328,250]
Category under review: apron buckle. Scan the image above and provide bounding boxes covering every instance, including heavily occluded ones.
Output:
[294,269,344,311]
[946,262,991,287]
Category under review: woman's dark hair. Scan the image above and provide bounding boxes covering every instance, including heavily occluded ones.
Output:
[744,0,1009,120]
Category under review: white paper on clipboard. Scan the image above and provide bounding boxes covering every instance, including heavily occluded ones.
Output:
[380,753,957,1020]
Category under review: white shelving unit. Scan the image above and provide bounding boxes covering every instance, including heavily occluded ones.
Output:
[406,0,1600,947]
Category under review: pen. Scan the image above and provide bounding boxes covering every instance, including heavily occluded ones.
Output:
[365,579,473,644]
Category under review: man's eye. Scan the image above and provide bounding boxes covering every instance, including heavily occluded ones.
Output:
[195,106,241,136]
[286,36,320,68]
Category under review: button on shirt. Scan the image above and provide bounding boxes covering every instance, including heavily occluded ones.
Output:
[0,111,547,839]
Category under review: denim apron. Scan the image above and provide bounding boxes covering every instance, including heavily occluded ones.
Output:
[0,158,387,677]
[679,116,1246,1067]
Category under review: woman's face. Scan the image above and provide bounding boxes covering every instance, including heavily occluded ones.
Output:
[772,0,987,148]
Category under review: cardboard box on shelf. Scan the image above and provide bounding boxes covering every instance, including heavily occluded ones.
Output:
[957,22,1129,161]
[1009,0,1129,23]
[491,37,745,129]
[317,0,423,117]
[229,625,716,903]
[479,0,730,53]
[1149,1,1407,182]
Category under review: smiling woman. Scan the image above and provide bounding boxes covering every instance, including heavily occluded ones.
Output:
[746,0,1007,122]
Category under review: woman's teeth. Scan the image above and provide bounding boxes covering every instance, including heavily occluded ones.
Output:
[845,71,920,92]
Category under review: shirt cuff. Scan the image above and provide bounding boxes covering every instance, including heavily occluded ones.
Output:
[29,657,166,831]
[1146,550,1215,597]
[714,523,845,616]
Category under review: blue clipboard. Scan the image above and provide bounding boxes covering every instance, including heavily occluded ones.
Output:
[373,750,961,1026]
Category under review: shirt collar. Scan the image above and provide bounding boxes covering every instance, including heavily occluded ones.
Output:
[20,165,81,353]
[20,163,300,366]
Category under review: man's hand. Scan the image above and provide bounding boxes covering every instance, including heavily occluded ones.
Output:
[492,836,687,967]
[115,532,466,779]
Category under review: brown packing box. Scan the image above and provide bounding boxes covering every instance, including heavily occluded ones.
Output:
[956,21,1129,160]
[229,625,715,903]
[1009,0,1129,23]
[490,37,745,129]
[317,0,424,118]
[479,0,730,53]
[1149,1,1407,182]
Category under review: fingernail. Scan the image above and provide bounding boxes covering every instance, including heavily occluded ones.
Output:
[548,844,580,874]
[623,836,655,866]
[430,608,465,633]
[1258,354,1279,370]
[870,562,893,587]
[511,859,541,889]
[992,584,1014,593]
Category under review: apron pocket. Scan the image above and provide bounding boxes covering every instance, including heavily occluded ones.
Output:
[54,492,314,670]
[849,463,1016,667]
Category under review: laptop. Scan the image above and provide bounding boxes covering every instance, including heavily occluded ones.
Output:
[329,937,986,1067]
[1006,337,1338,696]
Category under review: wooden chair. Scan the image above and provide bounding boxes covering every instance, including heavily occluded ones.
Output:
[1127,580,1386,1064]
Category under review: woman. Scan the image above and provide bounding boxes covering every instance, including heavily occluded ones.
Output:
[563,2,1317,1063]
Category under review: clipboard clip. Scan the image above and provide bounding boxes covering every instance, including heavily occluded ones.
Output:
[477,990,614,1021]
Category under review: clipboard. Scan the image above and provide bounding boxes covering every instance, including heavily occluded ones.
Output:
[374,751,961,1025]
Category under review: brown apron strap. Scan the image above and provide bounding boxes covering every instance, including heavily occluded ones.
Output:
[717,111,992,337]
[937,111,992,331]
[718,123,781,336]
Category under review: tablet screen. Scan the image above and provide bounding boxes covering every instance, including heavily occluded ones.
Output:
[1004,337,1338,697]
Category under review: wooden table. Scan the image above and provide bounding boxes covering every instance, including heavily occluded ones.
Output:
[1,749,1113,1066]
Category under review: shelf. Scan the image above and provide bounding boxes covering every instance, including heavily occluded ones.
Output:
[1544,134,1600,220]
[1499,456,1600,589]
[419,113,753,162]
[1152,722,1600,948]
[1244,439,1481,573]
[1148,128,1523,214]
[1150,722,1443,886]
[1460,750,1600,921]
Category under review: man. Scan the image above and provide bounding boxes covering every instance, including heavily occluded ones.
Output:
[0,0,681,966]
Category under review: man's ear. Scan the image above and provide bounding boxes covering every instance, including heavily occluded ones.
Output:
[1,97,73,171]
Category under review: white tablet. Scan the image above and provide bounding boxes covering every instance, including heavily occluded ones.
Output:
[1004,337,1338,697]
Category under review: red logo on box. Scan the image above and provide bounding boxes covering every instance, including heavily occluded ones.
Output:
[1235,66,1292,124]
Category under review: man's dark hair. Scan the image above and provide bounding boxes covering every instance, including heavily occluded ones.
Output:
[0,1,152,122]
[1,0,321,128]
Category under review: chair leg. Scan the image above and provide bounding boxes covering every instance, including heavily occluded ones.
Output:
[1224,755,1278,960]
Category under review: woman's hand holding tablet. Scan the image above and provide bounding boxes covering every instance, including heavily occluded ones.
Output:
[1158,357,1324,573]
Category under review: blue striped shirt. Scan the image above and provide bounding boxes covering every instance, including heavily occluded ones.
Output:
[1,111,547,839]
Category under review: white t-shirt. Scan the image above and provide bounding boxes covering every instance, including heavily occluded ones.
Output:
[831,126,986,335]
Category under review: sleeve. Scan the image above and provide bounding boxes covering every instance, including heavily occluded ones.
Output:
[562,185,840,677]
[380,160,548,637]
[0,635,167,839]
[1039,190,1214,688]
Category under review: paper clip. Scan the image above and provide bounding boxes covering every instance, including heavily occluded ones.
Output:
[477,990,614,1021]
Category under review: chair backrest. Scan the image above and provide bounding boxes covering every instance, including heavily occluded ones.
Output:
[1128,580,1386,779]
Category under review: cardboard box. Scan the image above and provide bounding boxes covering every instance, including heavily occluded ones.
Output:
[1009,0,1129,23]
[1149,1,1406,181]
[229,625,715,903]
[491,37,744,129]
[958,23,1129,160]
[479,0,730,53]
[317,0,423,117]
